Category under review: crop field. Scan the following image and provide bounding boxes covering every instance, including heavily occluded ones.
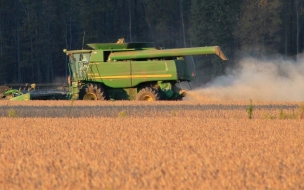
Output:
[0,99,304,189]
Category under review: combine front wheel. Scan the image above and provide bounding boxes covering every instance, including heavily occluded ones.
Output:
[136,87,160,101]
[79,84,106,100]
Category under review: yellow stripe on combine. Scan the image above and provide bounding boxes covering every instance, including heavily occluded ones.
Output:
[93,74,172,79]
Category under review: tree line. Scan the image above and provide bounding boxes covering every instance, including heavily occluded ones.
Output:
[0,0,303,84]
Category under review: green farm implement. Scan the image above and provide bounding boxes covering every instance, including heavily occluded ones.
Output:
[64,38,228,101]
[3,38,228,101]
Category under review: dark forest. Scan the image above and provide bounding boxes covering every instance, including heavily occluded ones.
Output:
[0,0,303,84]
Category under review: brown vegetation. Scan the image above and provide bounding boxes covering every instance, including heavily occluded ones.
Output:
[0,100,303,189]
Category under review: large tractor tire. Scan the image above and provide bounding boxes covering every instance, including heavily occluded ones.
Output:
[79,84,106,100]
[136,87,160,101]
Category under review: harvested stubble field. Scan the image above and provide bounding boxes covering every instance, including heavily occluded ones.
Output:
[0,100,304,189]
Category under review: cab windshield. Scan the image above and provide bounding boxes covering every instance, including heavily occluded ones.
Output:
[69,53,91,79]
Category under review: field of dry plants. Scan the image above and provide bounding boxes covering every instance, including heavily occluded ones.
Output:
[0,99,304,189]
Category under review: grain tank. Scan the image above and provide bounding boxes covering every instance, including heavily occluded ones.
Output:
[64,39,228,101]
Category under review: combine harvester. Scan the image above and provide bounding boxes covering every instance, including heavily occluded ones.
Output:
[1,38,228,101]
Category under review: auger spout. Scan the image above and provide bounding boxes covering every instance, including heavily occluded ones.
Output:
[107,46,228,61]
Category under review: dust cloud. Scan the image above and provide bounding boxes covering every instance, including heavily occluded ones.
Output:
[185,56,304,101]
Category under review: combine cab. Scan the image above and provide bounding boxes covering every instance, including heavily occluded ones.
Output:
[64,38,228,101]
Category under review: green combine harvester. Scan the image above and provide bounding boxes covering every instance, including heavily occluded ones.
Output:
[1,38,228,101]
[64,38,228,101]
